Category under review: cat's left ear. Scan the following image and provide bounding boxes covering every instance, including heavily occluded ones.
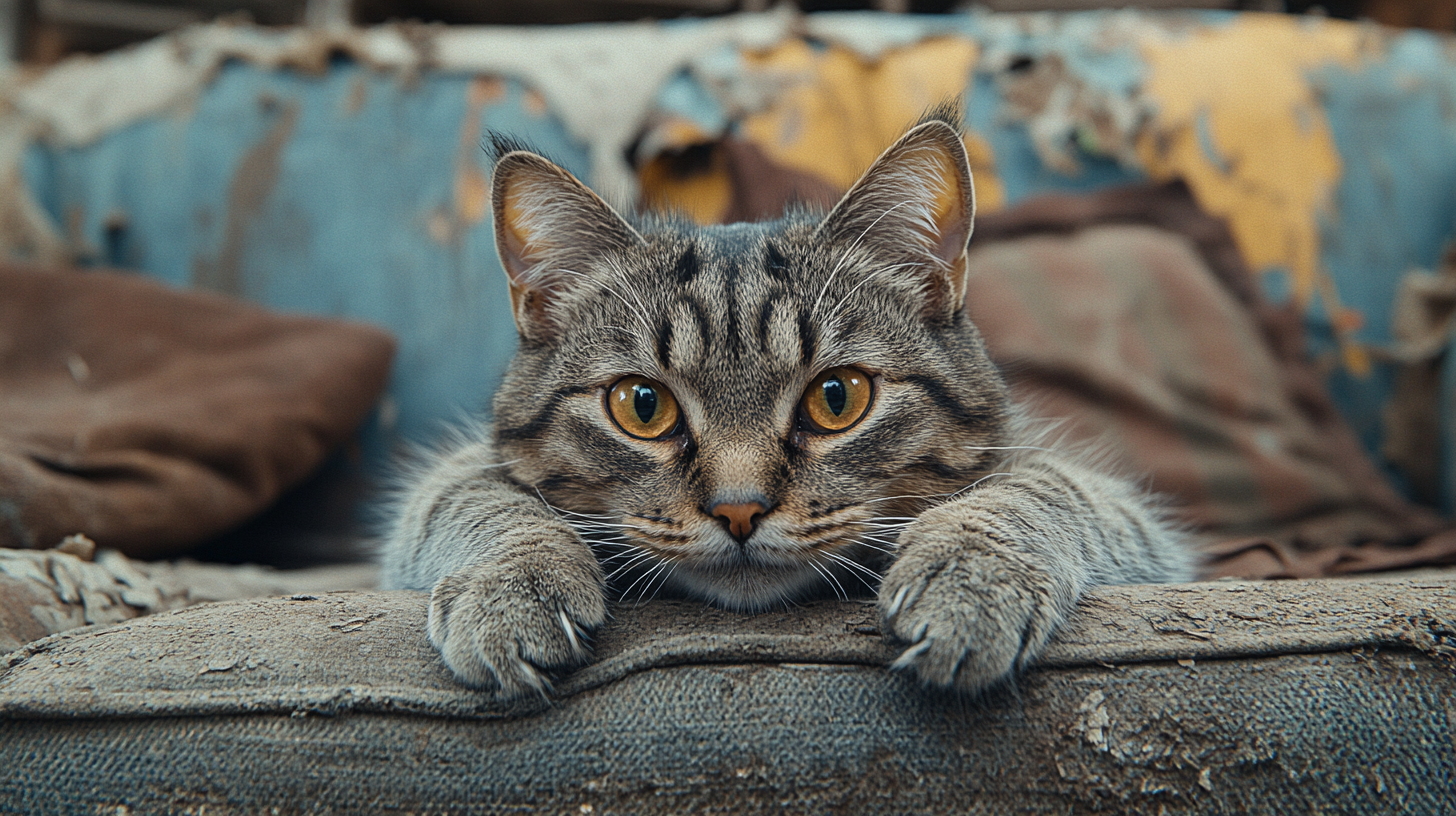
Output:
[492,150,643,342]
[814,118,975,320]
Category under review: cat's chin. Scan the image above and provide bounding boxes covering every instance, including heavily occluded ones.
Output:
[665,560,838,613]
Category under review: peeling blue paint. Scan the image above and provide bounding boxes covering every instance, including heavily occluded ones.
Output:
[1313,32,1456,479]
[23,62,587,480]
[19,13,1456,515]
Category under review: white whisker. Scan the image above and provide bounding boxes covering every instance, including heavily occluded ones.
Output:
[809,554,849,601]
[619,557,666,602]
[950,471,1014,498]
[821,261,922,329]
[810,200,915,319]
[639,561,678,605]
[822,550,882,585]
[862,491,960,506]
[629,560,674,606]
[550,507,621,521]
[606,551,656,582]
[549,266,654,337]
[856,538,901,555]
[601,256,657,336]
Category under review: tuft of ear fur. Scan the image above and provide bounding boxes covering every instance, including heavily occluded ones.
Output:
[491,144,642,343]
[814,105,975,320]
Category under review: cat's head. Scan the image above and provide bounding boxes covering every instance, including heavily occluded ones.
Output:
[488,111,1010,610]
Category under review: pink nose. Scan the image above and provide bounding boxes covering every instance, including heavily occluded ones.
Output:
[711,502,767,542]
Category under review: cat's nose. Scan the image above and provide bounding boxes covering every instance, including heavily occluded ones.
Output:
[709,501,769,543]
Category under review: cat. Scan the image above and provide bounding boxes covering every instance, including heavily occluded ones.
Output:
[380,105,1195,702]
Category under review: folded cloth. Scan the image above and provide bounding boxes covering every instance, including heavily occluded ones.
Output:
[0,263,395,557]
[963,181,1455,578]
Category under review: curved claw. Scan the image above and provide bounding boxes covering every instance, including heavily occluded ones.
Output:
[890,637,933,671]
[883,583,911,621]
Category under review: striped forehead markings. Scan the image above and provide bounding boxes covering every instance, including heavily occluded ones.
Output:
[754,295,817,367]
[654,316,672,372]
[765,240,788,275]
[673,243,698,284]
[662,294,710,371]
[722,254,747,356]
[797,310,818,365]
[754,297,775,356]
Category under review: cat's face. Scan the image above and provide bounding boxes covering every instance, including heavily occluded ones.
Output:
[489,117,1009,610]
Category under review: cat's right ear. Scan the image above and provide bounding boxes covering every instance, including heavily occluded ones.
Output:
[492,151,643,342]
[814,116,975,322]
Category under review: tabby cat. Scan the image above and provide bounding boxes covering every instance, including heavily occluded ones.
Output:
[381,108,1194,701]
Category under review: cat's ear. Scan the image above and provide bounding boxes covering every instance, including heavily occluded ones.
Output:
[814,118,975,319]
[492,150,642,341]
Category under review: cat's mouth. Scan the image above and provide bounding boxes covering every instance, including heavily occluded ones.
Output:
[578,504,897,609]
[603,525,882,611]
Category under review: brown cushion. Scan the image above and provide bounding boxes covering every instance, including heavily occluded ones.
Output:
[966,182,1455,578]
[0,263,395,558]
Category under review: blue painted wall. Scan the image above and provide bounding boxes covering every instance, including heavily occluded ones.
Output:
[22,14,1456,518]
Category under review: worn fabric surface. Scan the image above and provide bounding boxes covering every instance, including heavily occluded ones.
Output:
[966,182,1455,578]
[0,263,395,557]
[1,580,1451,814]
[0,542,378,654]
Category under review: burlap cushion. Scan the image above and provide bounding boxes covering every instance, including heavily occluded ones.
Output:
[2,580,1452,812]
[966,182,1456,578]
[0,263,395,558]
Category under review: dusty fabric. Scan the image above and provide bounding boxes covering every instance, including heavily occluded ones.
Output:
[0,541,378,654]
[3,653,1450,814]
[3,578,1453,716]
[962,183,1455,578]
[0,263,395,557]
[1,581,1451,813]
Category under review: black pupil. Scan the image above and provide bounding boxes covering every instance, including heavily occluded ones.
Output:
[633,384,659,424]
[823,377,847,416]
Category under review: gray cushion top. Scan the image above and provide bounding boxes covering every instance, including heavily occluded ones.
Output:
[3,575,1452,720]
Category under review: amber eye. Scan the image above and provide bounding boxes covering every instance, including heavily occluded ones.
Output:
[800,367,873,433]
[606,376,681,440]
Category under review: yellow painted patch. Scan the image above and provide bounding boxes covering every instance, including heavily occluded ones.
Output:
[469,76,507,107]
[1135,15,1372,370]
[447,77,500,233]
[739,37,1006,213]
[962,132,1002,214]
[524,88,548,117]
[455,165,489,225]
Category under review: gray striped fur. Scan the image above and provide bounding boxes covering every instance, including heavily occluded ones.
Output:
[381,110,1194,701]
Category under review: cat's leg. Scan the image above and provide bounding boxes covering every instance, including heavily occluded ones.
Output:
[382,436,606,701]
[877,450,1193,695]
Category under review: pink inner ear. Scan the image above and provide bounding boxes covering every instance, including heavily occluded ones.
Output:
[932,199,971,265]
[498,219,532,283]
[498,177,548,285]
[919,145,973,266]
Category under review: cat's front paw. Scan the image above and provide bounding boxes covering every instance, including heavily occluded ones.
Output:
[427,554,606,701]
[878,524,1068,696]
